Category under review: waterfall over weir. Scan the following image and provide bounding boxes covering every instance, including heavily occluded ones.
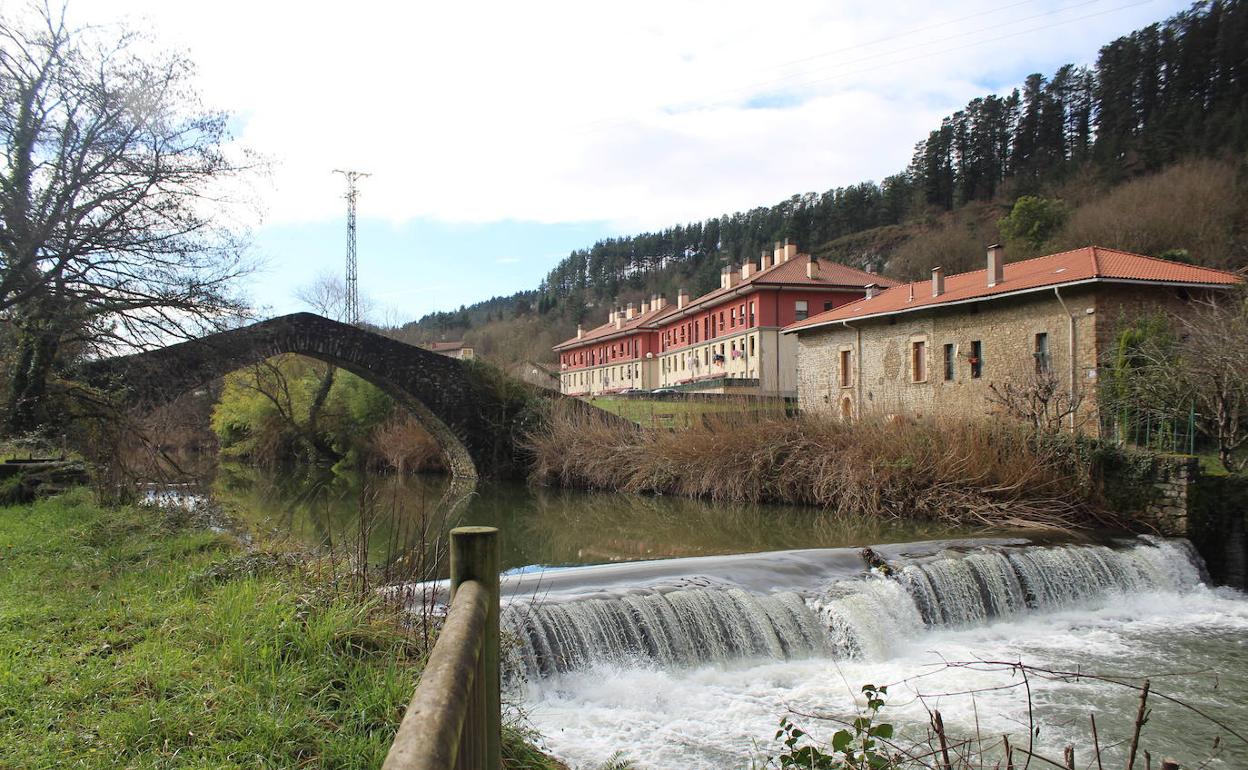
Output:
[500,537,1205,679]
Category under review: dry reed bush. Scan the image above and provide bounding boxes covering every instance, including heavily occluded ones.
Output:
[367,411,445,474]
[528,403,1116,529]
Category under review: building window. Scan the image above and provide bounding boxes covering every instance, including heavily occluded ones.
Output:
[824,301,834,311]
[749,335,756,356]
[749,301,756,326]
[795,300,808,321]
[1034,332,1050,373]
[839,349,852,387]
[943,343,955,381]
[970,340,983,378]
[911,340,927,382]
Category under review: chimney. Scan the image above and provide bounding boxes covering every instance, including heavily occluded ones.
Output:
[773,241,784,265]
[931,266,944,297]
[726,265,740,288]
[806,256,820,279]
[784,238,797,262]
[625,302,636,320]
[640,298,650,314]
[576,324,584,339]
[678,288,689,309]
[742,261,755,280]
[987,244,1004,287]
[865,283,879,299]
[655,294,666,310]
[760,249,772,270]
[719,267,729,290]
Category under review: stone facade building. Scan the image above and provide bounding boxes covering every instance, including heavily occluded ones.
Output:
[784,246,1240,430]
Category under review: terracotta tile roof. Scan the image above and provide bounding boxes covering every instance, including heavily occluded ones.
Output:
[784,246,1241,333]
[553,303,677,350]
[554,254,896,350]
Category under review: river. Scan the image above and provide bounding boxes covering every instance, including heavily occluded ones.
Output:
[206,465,1248,769]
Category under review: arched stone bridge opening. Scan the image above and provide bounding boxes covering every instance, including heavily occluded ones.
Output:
[83,313,548,480]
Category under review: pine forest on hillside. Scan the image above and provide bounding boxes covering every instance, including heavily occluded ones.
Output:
[401,0,1248,367]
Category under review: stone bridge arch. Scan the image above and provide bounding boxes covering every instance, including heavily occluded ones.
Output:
[83,313,544,479]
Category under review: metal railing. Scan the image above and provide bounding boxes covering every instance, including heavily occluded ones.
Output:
[383,527,500,770]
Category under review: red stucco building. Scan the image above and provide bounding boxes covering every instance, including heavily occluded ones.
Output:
[554,241,895,396]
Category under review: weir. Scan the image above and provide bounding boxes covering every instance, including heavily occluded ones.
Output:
[499,536,1206,679]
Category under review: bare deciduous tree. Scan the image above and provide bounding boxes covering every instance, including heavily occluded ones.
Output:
[0,5,256,433]
[1101,291,1248,472]
[1172,294,1248,472]
[987,369,1084,433]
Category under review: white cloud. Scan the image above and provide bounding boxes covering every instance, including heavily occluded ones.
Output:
[77,0,1185,232]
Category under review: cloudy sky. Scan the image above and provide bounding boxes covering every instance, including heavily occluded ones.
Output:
[78,0,1186,322]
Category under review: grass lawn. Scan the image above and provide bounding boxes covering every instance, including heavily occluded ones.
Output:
[0,490,557,769]
[587,396,786,428]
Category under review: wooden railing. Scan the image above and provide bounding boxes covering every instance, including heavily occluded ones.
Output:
[382,527,500,770]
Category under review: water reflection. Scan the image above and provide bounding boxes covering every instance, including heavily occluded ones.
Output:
[210,463,992,575]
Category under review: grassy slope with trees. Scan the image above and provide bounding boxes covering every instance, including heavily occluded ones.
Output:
[398,0,1248,370]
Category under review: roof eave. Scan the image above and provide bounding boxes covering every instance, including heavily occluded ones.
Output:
[782,276,1239,334]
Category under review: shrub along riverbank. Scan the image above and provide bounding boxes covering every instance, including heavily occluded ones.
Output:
[528,405,1129,530]
[0,491,559,769]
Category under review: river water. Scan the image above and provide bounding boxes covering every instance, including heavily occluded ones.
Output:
[208,466,1248,769]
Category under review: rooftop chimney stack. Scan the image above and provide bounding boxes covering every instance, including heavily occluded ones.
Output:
[615,307,624,329]
[655,294,666,310]
[719,266,729,290]
[742,261,755,280]
[865,283,879,299]
[576,324,584,339]
[773,241,784,265]
[806,256,820,279]
[726,264,740,288]
[931,266,945,297]
[640,298,650,314]
[784,239,798,262]
[987,244,1004,287]
[678,288,690,309]
[625,302,636,320]
[760,249,772,270]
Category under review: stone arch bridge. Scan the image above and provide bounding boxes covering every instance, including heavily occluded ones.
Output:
[83,313,552,479]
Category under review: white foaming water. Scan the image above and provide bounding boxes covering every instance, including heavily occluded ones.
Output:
[523,587,1248,769]
[509,538,1248,769]
[505,537,1204,677]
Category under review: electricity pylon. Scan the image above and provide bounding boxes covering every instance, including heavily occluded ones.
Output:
[333,169,370,325]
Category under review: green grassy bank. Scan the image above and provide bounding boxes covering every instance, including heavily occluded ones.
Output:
[587,395,785,428]
[0,491,557,769]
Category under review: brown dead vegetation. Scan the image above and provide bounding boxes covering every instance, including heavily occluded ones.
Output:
[527,403,1120,530]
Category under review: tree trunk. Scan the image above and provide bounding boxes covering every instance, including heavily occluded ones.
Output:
[302,364,343,464]
[4,324,59,435]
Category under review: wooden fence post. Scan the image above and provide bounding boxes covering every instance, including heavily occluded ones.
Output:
[450,526,500,770]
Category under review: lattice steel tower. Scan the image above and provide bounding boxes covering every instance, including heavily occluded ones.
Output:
[333,169,370,325]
